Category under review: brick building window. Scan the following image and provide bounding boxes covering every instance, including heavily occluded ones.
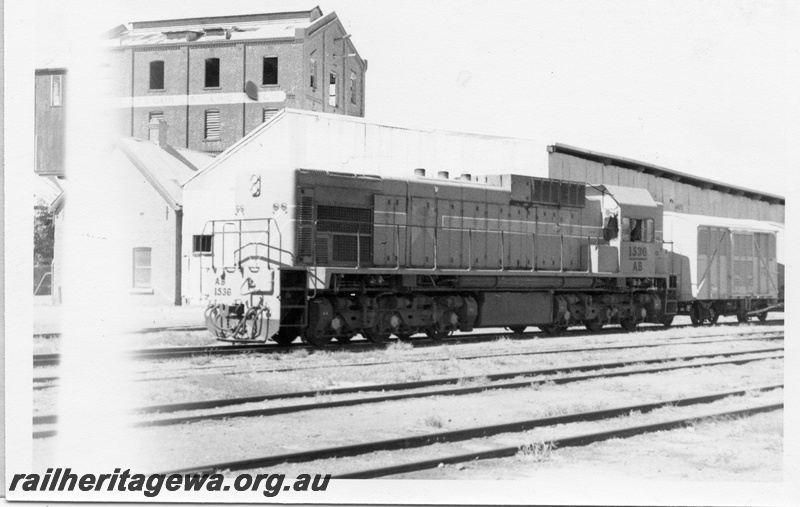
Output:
[262,108,279,123]
[205,58,220,88]
[148,111,164,142]
[309,58,317,90]
[192,235,212,255]
[149,61,164,90]
[205,110,220,140]
[51,75,62,107]
[262,57,278,85]
[132,247,152,288]
[349,71,357,105]
[328,72,338,107]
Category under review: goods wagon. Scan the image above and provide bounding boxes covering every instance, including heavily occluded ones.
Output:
[201,169,684,345]
[662,212,782,324]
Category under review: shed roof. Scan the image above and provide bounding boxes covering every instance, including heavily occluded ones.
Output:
[115,137,214,210]
[184,108,538,186]
[548,143,784,205]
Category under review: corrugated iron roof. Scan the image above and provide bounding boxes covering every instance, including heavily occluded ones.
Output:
[115,137,214,209]
[184,108,538,186]
[116,8,322,47]
[548,143,784,205]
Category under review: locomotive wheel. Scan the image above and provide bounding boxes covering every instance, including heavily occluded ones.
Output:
[363,329,391,344]
[425,328,450,342]
[584,319,603,332]
[620,319,638,332]
[334,333,354,344]
[539,324,567,336]
[660,315,675,328]
[758,311,769,323]
[271,328,298,346]
[508,326,527,335]
[302,328,334,347]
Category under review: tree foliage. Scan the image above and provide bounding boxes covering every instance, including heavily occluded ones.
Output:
[34,198,54,264]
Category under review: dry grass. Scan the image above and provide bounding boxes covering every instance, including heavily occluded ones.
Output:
[517,441,556,462]
[423,415,445,429]
[385,341,414,354]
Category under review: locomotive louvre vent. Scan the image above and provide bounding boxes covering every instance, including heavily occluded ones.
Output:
[298,196,314,222]
[317,205,372,233]
[315,237,329,264]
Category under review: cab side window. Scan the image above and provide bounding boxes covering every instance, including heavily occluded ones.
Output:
[623,217,654,242]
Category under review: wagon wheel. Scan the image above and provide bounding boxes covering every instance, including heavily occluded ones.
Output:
[301,328,334,347]
[689,304,702,326]
[539,324,567,336]
[737,307,749,323]
[660,315,675,328]
[758,311,769,323]
[706,308,719,325]
[425,327,450,342]
[584,318,604,333]
[620,319,638,332]
[363,329,392,344]
[396,333,414,342]
[507,326,527,335]
[271,327,298,346]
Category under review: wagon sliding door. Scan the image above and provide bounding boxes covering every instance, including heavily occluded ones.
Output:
[696,226,731,299]
[753,232,778,297]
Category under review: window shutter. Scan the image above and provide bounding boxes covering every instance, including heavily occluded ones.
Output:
[262,108,279,123]
[205,110,220,140]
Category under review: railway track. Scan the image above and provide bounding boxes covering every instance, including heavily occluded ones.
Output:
[32,345,783,437]
[32,330,784,390]
[157,384,782,474]
[32,319,784,368]
[335,401,782,479]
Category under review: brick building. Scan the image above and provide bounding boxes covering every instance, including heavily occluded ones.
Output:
[108,7,367,154]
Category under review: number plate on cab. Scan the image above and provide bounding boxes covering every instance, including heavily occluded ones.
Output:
[620,242,655,276]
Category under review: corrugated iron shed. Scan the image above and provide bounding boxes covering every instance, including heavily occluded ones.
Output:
[549,143,784,206]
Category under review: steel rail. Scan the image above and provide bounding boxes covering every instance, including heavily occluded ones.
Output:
[32,352,782,436]
[158,384,782,474]
[31,332,784,390]
[33,345,783,430]
[32,319,785,367]
[33,322,783,374]
[33,325,206,340]
[335,402,784,479]
[135,332,785,381]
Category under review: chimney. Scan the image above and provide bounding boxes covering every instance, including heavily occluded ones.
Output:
[414,168,426,178]
[438,171,449,179]
[148,118,168,147]
[460,173,472,181]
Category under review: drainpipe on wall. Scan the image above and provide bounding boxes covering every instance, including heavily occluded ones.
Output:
[174,208,183,306]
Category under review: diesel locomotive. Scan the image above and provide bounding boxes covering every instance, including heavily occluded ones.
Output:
[201,168,781,345]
